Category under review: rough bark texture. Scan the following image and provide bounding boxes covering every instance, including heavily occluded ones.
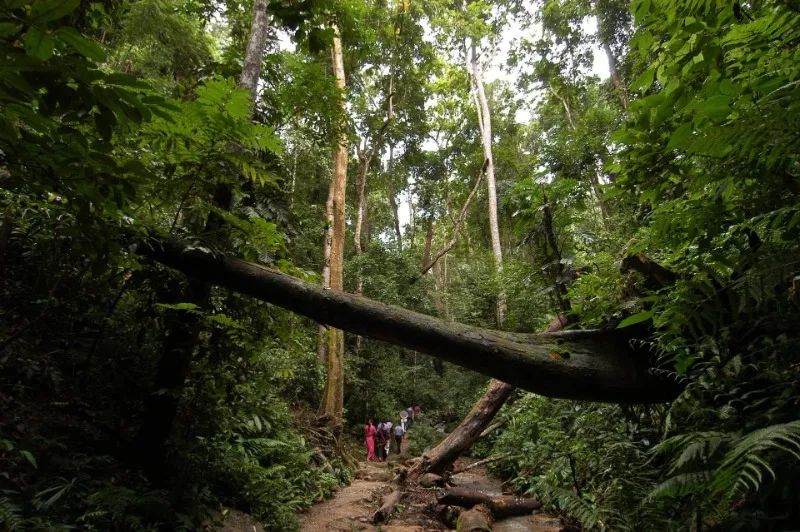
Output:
[602,41,628,110]
[142,237,681,403]
[456,504,493,531]
[416,380,514,476]
[318,28,348,425]
[440,488,542,518]
[239,0,270,104]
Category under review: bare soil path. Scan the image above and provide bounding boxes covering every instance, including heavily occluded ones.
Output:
[295,433,565,531]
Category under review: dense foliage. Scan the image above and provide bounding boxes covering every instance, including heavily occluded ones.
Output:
[1,0,798,530]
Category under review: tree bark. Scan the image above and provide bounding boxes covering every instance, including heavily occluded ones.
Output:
[386,144,403,250]
[415,380,514,476]
[439,488,542,518]
[142,237,681,403]
[468,44,505,326]
[601,41,628,110]
[318,27,348,426]
[239,0,270,104]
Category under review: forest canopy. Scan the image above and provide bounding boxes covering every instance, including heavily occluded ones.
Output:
[1,0,799,530]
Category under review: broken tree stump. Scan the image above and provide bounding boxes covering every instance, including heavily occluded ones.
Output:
[456,503,493,531]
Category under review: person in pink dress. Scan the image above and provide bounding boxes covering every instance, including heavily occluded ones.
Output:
[363,418,376,461]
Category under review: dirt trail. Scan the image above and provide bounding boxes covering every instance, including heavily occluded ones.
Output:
[296,437,564,531]
[297,458,428,531]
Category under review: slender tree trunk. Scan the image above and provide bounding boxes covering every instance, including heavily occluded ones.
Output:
[468,44,505,326]
[386,144,403,250]
[422,42,513,481]
[239,0,270,104]
[318,28,348,427]
[354,147,371,256]
[541,194,571,314]
[135,1,270,470]
[601,41,628,110]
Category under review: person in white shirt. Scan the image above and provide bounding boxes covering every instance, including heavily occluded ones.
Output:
[393,423,405,454]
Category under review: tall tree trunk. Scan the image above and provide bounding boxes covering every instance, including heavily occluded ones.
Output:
[428,43,513,479]
[318,28,348,427]
[239,0,270,104]
[135,1,270,470]
[468,44,505,326]
[354,146,371,256]
[386,144,403,250]
[601,41,628,110]
[541,194,571,314]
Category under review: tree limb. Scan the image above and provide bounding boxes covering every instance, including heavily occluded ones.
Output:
[419,159,487,277]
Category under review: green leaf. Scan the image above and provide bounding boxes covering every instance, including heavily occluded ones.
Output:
[631,67,655,92]
[0,22,21,37]
[55,27,105,62]
[617,310,654,328]
[31,0,80,23]
[696,94,731,118]
[20,450,37,468]
[23,28,55,60]
[667,123,693,150]
[156,302,200,312]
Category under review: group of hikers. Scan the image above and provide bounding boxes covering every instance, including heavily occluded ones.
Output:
[363,404,420,462]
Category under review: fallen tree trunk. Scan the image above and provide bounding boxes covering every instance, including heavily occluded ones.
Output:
[415,380,514,476]
[140,237,679,403]
[414,315,576,477]
[439,487,541,518]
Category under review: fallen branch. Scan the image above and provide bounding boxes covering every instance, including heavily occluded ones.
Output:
[452,454,508,475]
[372,488,402,524]
[478,420,505,440]
[419,159,488,277]
[371,466,407,524]
[438,487,541,518]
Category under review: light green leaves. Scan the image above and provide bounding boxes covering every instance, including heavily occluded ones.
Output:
[617,310,653,328]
